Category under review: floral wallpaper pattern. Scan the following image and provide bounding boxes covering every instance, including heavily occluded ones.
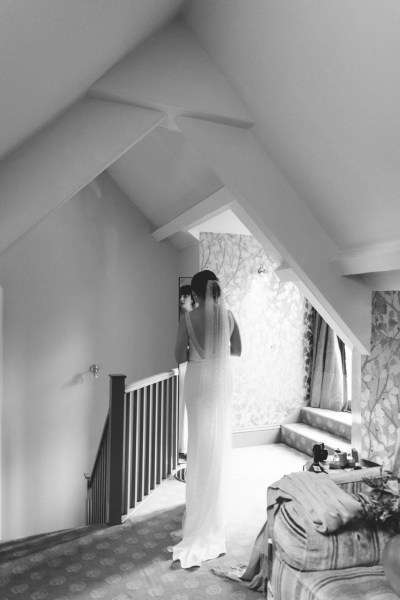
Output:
[200,233,310,429]
[361,291,400,468]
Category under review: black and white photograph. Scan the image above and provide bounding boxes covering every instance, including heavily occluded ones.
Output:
[0,2,400,599]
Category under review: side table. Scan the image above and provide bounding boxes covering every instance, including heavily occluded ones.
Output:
[303,458,383,493]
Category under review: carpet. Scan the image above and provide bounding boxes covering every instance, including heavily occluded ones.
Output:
[0,444,307,600]
[0,506,261,600]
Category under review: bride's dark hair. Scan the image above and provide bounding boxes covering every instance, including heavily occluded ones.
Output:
[191,270,220,300]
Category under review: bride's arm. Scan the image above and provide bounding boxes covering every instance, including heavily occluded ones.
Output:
[175,315,189,364]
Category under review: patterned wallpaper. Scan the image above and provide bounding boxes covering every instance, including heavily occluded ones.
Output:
[361,291,400,468]
[200,233,310,429]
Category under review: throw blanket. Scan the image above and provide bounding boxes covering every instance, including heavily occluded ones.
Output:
[239,471,362,593]
[267,471,362,533]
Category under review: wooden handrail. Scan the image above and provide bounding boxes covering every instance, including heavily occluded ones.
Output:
[125,369,178,394]
[87,414,109,488]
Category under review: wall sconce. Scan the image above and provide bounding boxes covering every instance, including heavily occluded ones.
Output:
[89,364,100,379]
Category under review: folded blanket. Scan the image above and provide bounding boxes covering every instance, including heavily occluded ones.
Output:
[268,471,362,533]
[235,472,364,594]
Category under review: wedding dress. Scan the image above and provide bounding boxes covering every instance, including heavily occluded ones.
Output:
[172,282,233,568]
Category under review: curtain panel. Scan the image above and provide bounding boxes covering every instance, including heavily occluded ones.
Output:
[310,312,348,411]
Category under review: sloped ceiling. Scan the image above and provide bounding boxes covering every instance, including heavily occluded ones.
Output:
[0,0,399,351]
[183,0,400,284]
[107,128,222,229]
[1,0,398,276]
[0,0,184,160]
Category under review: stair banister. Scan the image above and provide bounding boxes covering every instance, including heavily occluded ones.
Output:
[86,369,179,526]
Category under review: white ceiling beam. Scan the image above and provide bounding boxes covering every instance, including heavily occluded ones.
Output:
[361,270,400,291]
[152,187,233,242]
[334,239,400,275]
[275,262,300,283]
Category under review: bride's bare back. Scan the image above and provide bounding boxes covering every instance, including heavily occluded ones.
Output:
[175,304,241,364]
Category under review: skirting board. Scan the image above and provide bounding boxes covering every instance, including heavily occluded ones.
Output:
[232,426,281,448]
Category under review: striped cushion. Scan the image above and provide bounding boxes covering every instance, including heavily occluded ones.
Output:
[274,498,390,571]
[270,550,398,600]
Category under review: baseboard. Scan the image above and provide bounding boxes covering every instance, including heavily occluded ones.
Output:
[232,425,281,448]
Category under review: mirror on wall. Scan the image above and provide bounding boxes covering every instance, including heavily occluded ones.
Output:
[178,276,195,319]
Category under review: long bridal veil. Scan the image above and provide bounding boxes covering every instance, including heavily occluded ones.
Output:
[202,279,232,480]
[200,279,232,521]
[173,280,233,567]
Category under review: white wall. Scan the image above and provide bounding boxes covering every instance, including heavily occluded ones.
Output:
[0,172,178,540]
[178,243,199,279]
[0,288,3,539]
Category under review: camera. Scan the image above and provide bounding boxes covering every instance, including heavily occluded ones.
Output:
[312,442,328,463]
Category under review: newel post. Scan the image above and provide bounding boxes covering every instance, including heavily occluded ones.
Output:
[107,374,126,526]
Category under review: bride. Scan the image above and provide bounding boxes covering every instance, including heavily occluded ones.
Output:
[173,270,242,568]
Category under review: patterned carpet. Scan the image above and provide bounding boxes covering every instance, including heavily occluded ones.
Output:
[0,444,307,600]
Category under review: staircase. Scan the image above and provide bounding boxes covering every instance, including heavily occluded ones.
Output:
[86,370,179,527]
[281,406,352,458]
